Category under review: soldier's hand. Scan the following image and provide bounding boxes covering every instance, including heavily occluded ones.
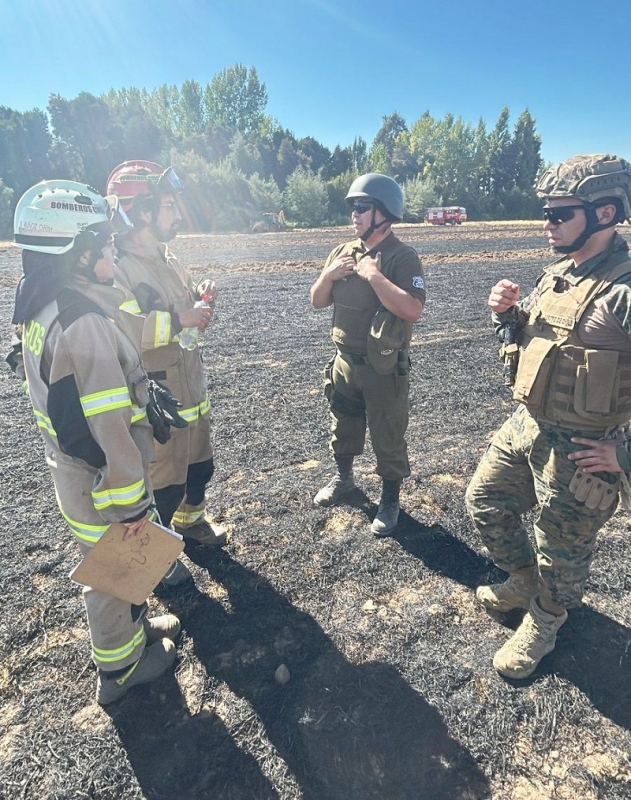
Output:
[489,280,520,313]
[568,437,622,473]
[324,255,355,282]
[354,251,381,282]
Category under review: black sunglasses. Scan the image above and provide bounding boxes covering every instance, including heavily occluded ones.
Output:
[350,202,374,215]
[542,205,585,225]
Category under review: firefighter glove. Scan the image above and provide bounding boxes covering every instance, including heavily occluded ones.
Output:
[147,380,188,444]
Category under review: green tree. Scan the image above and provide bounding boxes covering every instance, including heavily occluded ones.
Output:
[350,137,368,174]
[204,64,267,135]
[402,175,437,222]
[0,107,51,198]
[284,167,328,227]
[0,179,14,238]
[488,107,514,194]
[512,108,542,192]
[177,80,205,138]
[247,172,283,215]
[326,170,356,223]
[371,112,408,174]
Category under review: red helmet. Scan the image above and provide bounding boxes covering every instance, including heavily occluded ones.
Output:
[106,160,183,213]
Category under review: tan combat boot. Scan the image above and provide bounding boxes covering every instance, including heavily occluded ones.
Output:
[314,455,356,507]
[493,598,568,679]
[476,565,538,612]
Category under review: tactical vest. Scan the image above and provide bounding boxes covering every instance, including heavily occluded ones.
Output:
[331,243,412,354]
[513,251,631,430]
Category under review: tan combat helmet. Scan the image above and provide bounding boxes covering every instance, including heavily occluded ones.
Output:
[536,154,631,221]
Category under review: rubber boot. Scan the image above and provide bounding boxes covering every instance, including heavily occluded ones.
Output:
[313,455,356,507]
[371,478,401,537]
[493,597,568,679]
[476,565,538,612]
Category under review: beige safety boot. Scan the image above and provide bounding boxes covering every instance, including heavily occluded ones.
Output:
[96,639,176,705]
[493,598,568,679]
[476,566,538,612]
[371,478,401,537]
[175,517,228,547]
[313,474,356,507]
[144,614,181,645]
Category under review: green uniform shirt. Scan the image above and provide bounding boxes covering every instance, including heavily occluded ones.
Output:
[327,233,425,354]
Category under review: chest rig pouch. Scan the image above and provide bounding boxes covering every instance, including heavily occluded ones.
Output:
[513,253,631,428]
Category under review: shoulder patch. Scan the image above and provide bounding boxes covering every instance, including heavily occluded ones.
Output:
[412,276,425,290]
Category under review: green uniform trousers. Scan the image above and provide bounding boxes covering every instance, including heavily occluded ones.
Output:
[465,404,618,608]
[327,351,410,481]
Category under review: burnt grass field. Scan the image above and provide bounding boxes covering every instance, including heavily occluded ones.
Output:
[2,222,631,800]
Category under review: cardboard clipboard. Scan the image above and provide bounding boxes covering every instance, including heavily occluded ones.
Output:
[70,520,184,604]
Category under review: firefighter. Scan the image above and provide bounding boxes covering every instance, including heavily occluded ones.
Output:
[106,161,226,559]
[11,180,181,704]
[465,154,631,679]
[310,174,425,536]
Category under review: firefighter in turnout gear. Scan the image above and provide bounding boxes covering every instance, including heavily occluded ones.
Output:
[310,174,425,536]
[106,161,226,555]
[465,154,631,679]
[11,180,181,704]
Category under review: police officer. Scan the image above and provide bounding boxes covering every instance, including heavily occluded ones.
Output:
[106,161,226,564]
[466,154,631,679]
[310,174,425,536]
[11,180,181,704]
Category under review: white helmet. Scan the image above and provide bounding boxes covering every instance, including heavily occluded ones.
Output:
[13,180,131,254]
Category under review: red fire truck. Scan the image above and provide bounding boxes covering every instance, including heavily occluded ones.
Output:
[424,206,467,225]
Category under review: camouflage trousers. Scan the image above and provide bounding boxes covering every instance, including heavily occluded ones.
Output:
[465,404,618,608]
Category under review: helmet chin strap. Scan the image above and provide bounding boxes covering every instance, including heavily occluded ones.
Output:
[359,207,391,242]
[552,201,618,255]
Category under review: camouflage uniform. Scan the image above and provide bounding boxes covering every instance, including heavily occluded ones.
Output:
[466,233,631,608]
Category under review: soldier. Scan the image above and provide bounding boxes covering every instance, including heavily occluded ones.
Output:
[106,161,226,569]
[466,154,631,679]
[11,180,182,704]
[310,174,425,536]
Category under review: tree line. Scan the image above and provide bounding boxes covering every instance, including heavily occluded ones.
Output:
[0,63,545,236]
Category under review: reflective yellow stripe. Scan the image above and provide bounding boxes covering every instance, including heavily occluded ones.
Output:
[81,387,131,417]
[119,298,142,314]
[92,479,146,510]
[34,409,57,437]
[154,311,172,347]
[179,397,211,423]
[172,508,204,526]
[60,509,109,544]
[130,405,147,424]
[92,627,145,665]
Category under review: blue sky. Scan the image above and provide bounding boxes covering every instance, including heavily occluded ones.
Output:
[1,0,628,166]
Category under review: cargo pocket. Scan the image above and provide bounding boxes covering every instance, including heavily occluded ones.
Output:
[574,349,619,421]
[323,355,335,403]
[512,337,556,410]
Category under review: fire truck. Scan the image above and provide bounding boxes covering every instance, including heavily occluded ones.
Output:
[424,206,467,225]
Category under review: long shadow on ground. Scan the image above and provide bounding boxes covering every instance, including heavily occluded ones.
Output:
[172,549,491,800]
[105,665,280,799]
[390,513,631,732]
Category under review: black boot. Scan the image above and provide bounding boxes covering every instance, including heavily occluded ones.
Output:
[371,478,401,537]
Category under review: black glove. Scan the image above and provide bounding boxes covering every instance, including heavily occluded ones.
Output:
[147,380,188,444]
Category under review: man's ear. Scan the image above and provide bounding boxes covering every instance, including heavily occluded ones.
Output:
[597,203,617,225]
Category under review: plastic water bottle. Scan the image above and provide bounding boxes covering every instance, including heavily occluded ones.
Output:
[178,294,212,351]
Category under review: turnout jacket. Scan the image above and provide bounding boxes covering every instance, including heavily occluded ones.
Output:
[22,278,154,544]
[114,240,210,428]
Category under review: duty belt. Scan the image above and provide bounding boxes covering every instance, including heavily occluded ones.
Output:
[338,350,367,365]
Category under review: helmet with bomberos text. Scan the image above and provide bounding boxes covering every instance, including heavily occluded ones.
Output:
[13,180,131,255]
